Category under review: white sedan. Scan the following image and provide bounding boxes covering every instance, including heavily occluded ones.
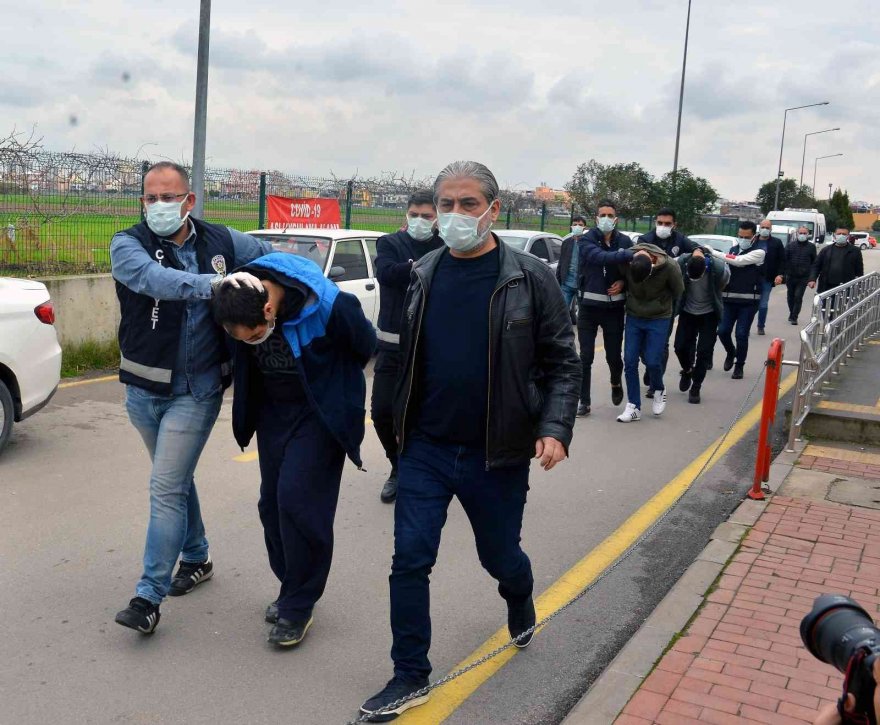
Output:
[246,228,384,327]
[0,277,62,454]
[496,230,564,272]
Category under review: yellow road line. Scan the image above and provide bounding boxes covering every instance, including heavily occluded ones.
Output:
[816,400,880,415]
[58,374,118,390]
[400,371,798,724]
[802,444,880,466]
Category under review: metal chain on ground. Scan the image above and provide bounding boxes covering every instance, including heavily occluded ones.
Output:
[346,363,769,724]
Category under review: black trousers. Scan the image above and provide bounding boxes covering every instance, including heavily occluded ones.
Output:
[256,400,346,621]
[786,277,809,320]
[674,310,719,388]
[576,304,625,406]
[370,346,403,470]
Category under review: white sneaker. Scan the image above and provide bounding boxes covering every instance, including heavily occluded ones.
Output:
[652,390,667,416]
[616,403,641,423]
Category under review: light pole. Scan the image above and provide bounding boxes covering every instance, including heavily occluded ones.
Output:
[671,0,692,199]
[828,183,833,201]
[191,0,211,219]
[774,101,830,211]
[813,153,843,199]
[800,128,840,187]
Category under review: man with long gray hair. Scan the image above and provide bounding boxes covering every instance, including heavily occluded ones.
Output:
[359,161,580,720]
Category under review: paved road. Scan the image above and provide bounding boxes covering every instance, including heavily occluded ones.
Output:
[3,252,877,724]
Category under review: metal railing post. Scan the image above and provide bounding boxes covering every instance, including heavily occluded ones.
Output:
[540,202,547,231]
[258,172,267,228]
[345,180,354,228]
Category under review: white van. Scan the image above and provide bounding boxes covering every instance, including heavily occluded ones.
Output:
[765,208,826,246]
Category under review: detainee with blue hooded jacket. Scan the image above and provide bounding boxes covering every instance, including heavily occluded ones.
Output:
[212,252,376,647]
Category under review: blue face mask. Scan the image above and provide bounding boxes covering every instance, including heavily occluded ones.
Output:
[834,234,849,246]
[145,197,189,237]
[738,237,753,251]
[597,216,616,234]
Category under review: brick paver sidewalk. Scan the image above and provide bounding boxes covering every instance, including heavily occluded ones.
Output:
[616,494,880,724]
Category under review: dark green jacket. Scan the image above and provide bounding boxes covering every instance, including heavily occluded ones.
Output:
[621,243,685,319]
[677,252,729,318]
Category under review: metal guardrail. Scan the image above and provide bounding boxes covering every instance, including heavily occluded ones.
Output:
[786,271,880,451]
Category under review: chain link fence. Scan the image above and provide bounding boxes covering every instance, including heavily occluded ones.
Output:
[0,149,731,277]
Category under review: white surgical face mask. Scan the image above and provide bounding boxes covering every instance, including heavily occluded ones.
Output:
[437,205,494,253]
[571,225,585,235]
[597,216,616,234]
[655,225,673,240]
[797,233,809,242]
[835,234,849,246]
[407,216,435,242]
[145,197,189,237]
[738,237,753,251]
[758,227,771,238]
[243,317,275,346]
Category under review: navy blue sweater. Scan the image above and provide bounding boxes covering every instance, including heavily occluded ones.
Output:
[230,253,377,467]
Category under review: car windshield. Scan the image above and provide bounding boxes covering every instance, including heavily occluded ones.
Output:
[497,234,529,251]
[249,234,331,268]
[771,220,814,234]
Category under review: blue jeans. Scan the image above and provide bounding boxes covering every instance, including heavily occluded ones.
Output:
[624,316,669,408]
[757,279,773,329]
[125,386,222,604]
[718,302,759,367]
[390,433,533,680]
[561,285,578,309]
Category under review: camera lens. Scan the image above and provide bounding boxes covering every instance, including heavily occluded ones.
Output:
[801,595,880,673]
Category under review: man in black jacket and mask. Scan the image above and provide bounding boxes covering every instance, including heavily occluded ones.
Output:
[782,225,817,324]
[371,190,444,503]
[359,161,580,721]
[810,227,864,294]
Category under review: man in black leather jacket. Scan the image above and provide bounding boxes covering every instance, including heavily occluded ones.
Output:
[359,161,580,721]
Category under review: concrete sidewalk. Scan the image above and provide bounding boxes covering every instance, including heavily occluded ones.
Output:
[611,441,880,724]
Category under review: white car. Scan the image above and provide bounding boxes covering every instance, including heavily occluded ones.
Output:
[689,234,739,254]
[0,277,62,454]
[246,228,384,327]
[496,230,564,272]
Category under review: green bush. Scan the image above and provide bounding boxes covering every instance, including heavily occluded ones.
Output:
[61,338,120,378]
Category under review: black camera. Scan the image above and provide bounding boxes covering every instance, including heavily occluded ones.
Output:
[801,595,880,725]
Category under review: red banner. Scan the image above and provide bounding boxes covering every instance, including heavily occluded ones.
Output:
[266,195,341,230]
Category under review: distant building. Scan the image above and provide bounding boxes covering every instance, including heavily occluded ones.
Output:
[534,184,570,204]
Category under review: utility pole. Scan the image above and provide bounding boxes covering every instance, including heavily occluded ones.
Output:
[671,0,692,201]
[191,0,211,219]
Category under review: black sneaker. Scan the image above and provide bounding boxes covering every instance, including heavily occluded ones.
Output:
[360,676,430,721]
[678,370,692,392]
[265,600,279,624]
[115,597,160,634]
[757,327,766,335]
[508,596,536,648]
[645,387,655,399]
[688,386,701,404]
[268,616,313,646]
[577,402,591,417]
[723,350,736,372]
[168,555,213,596]
[732,365,744,380]
[611,384,624,407]
[790,319,798,326]
[380,470,398,504]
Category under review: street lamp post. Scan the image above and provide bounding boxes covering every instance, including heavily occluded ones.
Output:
[800,128,840,187]
[828,183,833,201]
[671,0,692,198]
[813,153,844,199]
[191,0,211,219]
[774,101,830,211]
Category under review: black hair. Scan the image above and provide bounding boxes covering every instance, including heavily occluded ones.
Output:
[687,254,706,280]
[656,207,676,222]
[407,189,435,208]
[631,255,652,283]
[836,226,851,234]
[146,161,190,190]
[739,220,758,234]
[212,283,269,329]
[596,199,617,214]
[572,215,587,225]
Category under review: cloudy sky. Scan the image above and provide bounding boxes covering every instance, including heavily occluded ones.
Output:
[3,0,878,202]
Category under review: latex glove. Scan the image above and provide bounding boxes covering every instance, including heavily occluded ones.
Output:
[220,272,264,292]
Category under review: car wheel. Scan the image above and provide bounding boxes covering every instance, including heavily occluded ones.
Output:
[860,243,868,250]
[0,380,13,456]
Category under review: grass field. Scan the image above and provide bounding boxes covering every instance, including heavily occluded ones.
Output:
[0,194,653,277]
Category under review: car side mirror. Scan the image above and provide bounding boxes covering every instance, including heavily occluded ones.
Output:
[329,266,346,280]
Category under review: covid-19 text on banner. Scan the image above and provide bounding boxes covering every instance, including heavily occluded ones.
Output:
[266,195,342,229]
